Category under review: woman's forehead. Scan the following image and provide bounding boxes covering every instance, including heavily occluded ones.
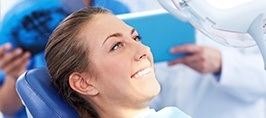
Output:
[81,14,132,40]
[91,14,127,28]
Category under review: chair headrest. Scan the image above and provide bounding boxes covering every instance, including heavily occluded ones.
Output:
[16,68,79,117]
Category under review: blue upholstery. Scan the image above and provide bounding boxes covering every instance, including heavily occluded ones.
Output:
[16,10,195,117]
[16,68,79,117]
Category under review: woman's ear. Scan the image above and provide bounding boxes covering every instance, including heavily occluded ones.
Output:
[69,72,98,96]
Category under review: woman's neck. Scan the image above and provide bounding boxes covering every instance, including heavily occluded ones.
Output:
[92,97,151,118]
[99,106,150,118]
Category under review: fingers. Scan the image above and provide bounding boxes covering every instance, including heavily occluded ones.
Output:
[0,43,31,78]
[168,54,207,73]
[0,43,12,58]
[168,53,200,66]
[168,45,222,74]
[3,52,31,78]
[0,48,23,69]
[168,44,202,66]
[170,44,200,54]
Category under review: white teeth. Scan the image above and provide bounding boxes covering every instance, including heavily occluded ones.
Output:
[133,67,152,78]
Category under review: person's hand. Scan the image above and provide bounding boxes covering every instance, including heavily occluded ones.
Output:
[82,0,92,6]
[168,44,222,74]
[0,43,31,79]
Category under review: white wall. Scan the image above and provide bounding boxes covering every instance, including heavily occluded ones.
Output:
[119,0,163,12]
[0,0,23,21]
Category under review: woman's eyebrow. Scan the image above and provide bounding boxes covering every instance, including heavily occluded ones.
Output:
[102,33,122,45]
[131,28,136,34]
[102,28,136,45]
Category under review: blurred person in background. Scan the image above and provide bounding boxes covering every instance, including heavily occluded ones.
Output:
[119,0,266,118]
[150,31,266,118]
[0,0,68,117]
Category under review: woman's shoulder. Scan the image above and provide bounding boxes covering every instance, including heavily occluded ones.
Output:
[156,107,192,118]
[135,107,191,118]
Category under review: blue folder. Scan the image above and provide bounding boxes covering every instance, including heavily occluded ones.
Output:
[118,10,195,63]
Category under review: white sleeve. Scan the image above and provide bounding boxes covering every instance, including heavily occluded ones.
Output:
[197,31,266,103]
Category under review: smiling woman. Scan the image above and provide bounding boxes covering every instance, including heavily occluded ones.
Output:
[45,7,191,118]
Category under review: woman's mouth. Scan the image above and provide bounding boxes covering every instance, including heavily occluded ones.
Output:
[131,67,152,78]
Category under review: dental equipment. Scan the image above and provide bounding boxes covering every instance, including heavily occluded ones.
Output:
[158,0,266,69]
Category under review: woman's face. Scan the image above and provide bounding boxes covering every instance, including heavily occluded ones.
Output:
[82,14,160,107]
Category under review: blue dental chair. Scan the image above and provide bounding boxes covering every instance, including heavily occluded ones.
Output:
[16,9,195,117]
[16,68,78,118]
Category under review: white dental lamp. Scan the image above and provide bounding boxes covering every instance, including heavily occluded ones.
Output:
[158,0,266,69]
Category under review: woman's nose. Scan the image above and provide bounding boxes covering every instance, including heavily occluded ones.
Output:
[134,43,150,61]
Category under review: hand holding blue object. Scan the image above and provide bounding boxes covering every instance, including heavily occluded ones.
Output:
[0,0,67,56]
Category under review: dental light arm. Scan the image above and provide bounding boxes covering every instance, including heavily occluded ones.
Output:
[248,14,266,69]
[158,0,266,69]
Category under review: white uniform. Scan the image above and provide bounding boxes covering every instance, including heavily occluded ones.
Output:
[134,107,191,118]
[0,112,3,118]
[150,31,266,118]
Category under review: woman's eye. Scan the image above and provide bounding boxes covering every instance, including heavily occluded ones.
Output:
[133,35,142,42]
[111,42,123,51]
